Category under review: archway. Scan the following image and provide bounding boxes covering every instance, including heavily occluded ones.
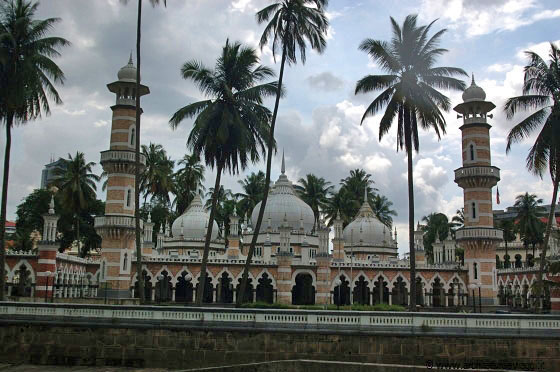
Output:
[415,278,424,306]
[11,264,32,297]
[134,270,152,301]
[391,277,408,306]
[372,276,389,305]
[155,270,172,302]
[514,254,522,268]
[256,273,274,304]
[353,276,369,305]
[196,274,214,303]
[498,284,505,305]
[175,271,194,303]
[292,273,315,305]
[431,277,444,307]
[333,275,350,306]
[236,278,254,303]
[218,272,233,303]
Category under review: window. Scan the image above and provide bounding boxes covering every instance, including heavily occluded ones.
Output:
[470,144,475,161]
[130,128,135,145]
[126,189,132,207]
[309,249,316,259]
[255,247,262,257]
[289,246,293,254]
[123,253,127,270]
[472,202,476,219]
[473,262,478,280]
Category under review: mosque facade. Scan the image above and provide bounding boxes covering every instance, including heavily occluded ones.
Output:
[3,57,560,312]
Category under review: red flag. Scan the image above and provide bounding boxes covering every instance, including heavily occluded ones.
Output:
[496,186,500,205]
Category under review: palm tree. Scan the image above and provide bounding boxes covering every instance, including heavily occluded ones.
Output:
[0,0,69,300]
[421,212,450,262]
[139,143,175,205]
[340,169,378,204]
[239,0,329,306]
[236,171,266,220]
[53,152,100,256]
[513,192,545,267]
[497,219,516,268]
[370,194,397,228]
[451,208,465,228]
[205,186,233,237]
[355,15,467,309]
[323,188,359,227]
[172,153,205,214]
[120,0,166,305]
[505,43,560,296]
[294,174,333,232]
[170,40,276,305]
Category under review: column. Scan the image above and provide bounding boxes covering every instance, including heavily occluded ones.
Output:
[151,287,155,301]
[172,287,176,302]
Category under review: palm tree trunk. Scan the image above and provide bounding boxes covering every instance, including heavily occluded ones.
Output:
[196,163,223,305]
[236,46,287,306]
[407,146,417,310]
[134,0,145,304]
[538,176,559,307]
[0,114,13,301]
[505,241,509,269]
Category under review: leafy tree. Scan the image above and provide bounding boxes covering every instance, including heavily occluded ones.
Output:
[505,43,560,293]
[140,143,175,205]
[170,40,275,305]
[496,218,516,268]
[450,208,464,228]
[241,0,330,306]
[139,201,175,244]
[370,194,397,228]
[421,212,450,262]
[294,174,333,232]
[0,0,69,300]
[355,14,467,309]
[205,186,234,238]
[119,0,167,305]
[514,192,545,267]
[53,152,100,255]
[172,152,205,214]
[236,171,266,221]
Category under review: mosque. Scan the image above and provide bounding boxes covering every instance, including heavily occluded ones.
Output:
[3,57,559,312]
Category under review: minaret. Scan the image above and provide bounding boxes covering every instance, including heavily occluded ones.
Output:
[94,55,149,299]
[36,196,60,299]
[332,211,344,260]
[454,75,502,305]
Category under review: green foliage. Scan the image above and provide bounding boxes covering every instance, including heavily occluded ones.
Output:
[173,152,205,214]
[139,201,177,243]
[140,143,175,206]
[421,212,451,262]
[294,174,333,232]
[236,171,266,221]
[513,193,545,247]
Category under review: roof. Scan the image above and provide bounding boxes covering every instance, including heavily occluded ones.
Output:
[5,221,15,228]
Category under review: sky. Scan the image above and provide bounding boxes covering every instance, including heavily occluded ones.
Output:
[1,0,560,256]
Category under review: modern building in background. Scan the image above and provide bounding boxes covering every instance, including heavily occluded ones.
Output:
[40,158,67,189]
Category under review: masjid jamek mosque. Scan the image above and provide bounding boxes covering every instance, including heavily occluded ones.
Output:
[4,56,560,311]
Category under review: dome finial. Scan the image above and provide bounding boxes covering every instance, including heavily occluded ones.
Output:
[364,187,368,204]
[129,51,133,65]
[48,195,55,215]
[471,73,475,86]
[281,149,285,174]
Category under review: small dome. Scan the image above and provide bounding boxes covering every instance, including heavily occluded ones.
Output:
[251,152,315,233]
[117,53,138,83]
[462,74,486,102]
[343,194,394,246]
[171,194,219,240]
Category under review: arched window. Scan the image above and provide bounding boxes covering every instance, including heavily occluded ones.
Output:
[472,202,476,219]
[470,144,475,161]
[126,189,132,207]
[123,253,128,270]
[130,128,135,145]
[473,262,478,280]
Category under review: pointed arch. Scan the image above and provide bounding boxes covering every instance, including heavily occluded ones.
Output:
[255,269,277,289]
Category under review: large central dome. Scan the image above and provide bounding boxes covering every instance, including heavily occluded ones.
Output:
[251,153,315,233]
[171,194,219,240]
[343,192,394,246]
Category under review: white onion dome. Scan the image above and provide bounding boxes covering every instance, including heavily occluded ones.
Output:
[117,53,138,83]
[462,74,486,102]
[251,153,315,233]
[343,192,394,246]
[171,194,219,240]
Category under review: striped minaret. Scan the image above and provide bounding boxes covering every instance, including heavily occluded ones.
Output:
[94,55,149,299]
[454,75,502,306]
[36,196,59,299]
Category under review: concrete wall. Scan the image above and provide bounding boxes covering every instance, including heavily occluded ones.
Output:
[0,321,557,371]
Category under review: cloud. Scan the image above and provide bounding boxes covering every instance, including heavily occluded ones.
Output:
[306,72,344,92]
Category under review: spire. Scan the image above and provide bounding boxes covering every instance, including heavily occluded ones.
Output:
[281,149,285,174]
[48,195,55,215]
[471,72,475,86]
[128,51,133,65]
[364,186,368,204]
[147,212,152,223]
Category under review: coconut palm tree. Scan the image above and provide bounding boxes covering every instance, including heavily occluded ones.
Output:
[294,174,333,232]
[355,15,467,309]
[323,188,359,227]
[236,171,266,220]
[119,0,166,305]
[370,194,397,228]
[53,152,100,256]
[0,0,69,300]
[172,153,205,214]
[451,208,465,228]
[139,143,175,205]
[505,42,560,295]
[170,40,276,305]
[497,219,516,268]
[514,192,545,267]
[340,169,378,205]
[238,0,329,306]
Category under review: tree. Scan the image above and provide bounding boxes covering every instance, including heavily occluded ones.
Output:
[355,15,467,309]
[421,212,450,262]
[0,0,69,300]
[120,0,167,305]
[294,174,333,232]
[505,42,560,296]
[370,194,397,228]
[340,169,378,205]
[239,0,330,306]
[323,188,359,227]
[173,152,205,214]
[236,171,266,221]
[205,186,234,237]
[139,201,175,244]
[170,40,276,305]
[53,152,100,256]
[497,219,516,268]
[513,192,545,268]
[451,208,464,228]
[139,143,175,205]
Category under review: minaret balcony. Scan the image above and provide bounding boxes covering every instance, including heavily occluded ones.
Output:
[100,150,146,166]
[454,165,500,188]
[455,227,503,241]
[95,215,142,230]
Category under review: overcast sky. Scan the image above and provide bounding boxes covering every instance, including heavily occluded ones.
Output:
[2,0,560,255]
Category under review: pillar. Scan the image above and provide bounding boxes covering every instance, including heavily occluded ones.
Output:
[36,196,59,300]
